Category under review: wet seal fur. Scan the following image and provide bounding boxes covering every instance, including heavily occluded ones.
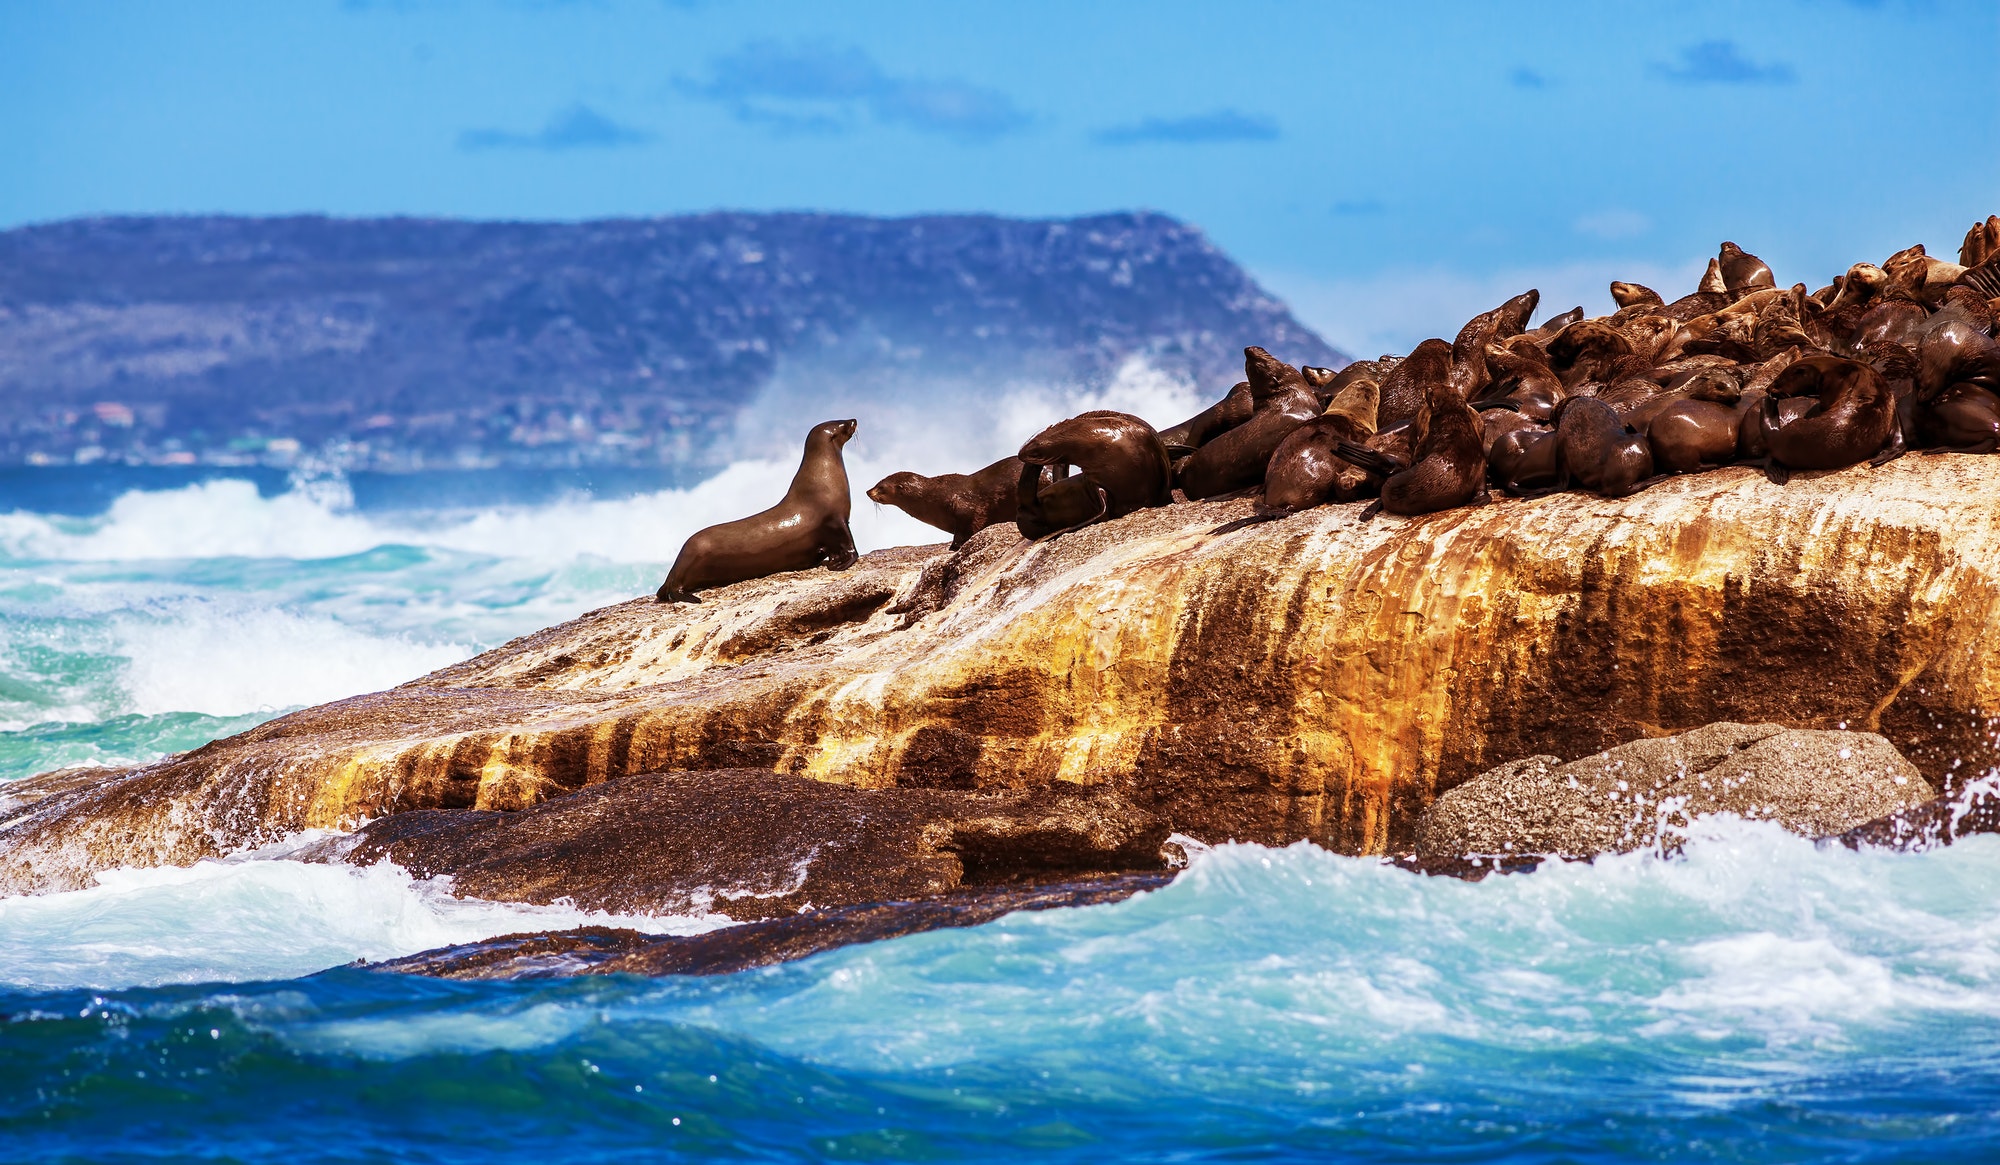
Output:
[1759,355,1897,482]
[1015,410,1172,539]
[868,457,1036,550]
[1177,347,1324,500]
[1336,373,1490,517]
[1255,374,1383,515]
[657,419,859,603]
[1547,398,1654,497]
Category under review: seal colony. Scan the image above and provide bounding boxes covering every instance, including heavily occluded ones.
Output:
[659,218,2000,599]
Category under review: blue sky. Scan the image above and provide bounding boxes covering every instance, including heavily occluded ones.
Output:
[4,0,1996,354]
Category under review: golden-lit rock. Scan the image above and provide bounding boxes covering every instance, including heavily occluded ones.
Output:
[5,456,2000,896]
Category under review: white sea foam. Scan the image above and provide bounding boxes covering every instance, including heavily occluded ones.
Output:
[0,857,728,991]
[114,605,472,716]
[0,357,1204,569]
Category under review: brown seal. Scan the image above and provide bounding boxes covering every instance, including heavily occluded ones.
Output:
[1375,338,1455,430]
[1915,383,2000,453]
[1548,397,1654,497]
[868,457,1036,550]
[1645,399,1742,473]
[1546,320,1635,388]
[1759,356,1897,482]
[1479,342,1565,420]
[1178,348,1324,500]
[1718,242,1776,293]
[1489,425,1558,494]
[1256,374,1383,514]
[1015,410,1172,538]
[1610,281,1663,310]
[1336,378,1489,517]
[657,419,858,603]
[1960,215,2000,269]
[1157,381,1255,456]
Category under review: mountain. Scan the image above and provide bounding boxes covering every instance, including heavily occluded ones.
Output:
[0,212,1343,471]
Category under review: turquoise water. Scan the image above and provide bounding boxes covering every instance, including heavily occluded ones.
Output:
[4,467,1999,1162]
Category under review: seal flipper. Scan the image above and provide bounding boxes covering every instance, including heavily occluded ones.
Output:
[1764,456,1792,485]
[1036,485,1111,541]
[1334,441,1403,476]
[655,585,701,604]
[1868,416,1908,467]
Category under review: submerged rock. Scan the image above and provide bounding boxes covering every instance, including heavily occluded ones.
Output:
[1416,723,1933,860]
[307,767,1170,921]
[367,874,1171,980]
[5,457,2000,895]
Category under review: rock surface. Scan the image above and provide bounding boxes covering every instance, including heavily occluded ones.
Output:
[368,874,1171,980]
[1414,723,1934,860]
[308,768,1170,921]
[5,456,2000,896]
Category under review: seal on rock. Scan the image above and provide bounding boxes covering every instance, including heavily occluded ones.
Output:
[1015,411,1172,538]
[1256,373,1383,515]
[657,419,859,603]
[1177,348,1325,500]
[1337,379,1489,517]
[1548,397,1654,497]
[1759,356,1897,482]
[868,457,1037,550]
[1156,381,1255,457]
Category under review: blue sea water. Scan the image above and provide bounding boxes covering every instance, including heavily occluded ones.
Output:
[5,463,2000,1163]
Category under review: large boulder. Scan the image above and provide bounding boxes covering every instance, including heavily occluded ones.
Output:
[1415,723,1934,860]
[4,456,2000,895]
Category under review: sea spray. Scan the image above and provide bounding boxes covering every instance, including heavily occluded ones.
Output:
[6,828,2000,1160]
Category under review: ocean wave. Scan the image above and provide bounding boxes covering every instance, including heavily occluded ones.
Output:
[0,357,1203,568]
[0,855,729,991]
[113,603,471,717]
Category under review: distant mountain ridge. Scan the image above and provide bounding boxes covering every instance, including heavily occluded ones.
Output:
[0,212,1343,470]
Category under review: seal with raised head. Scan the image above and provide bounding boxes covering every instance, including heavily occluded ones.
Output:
[868,456,1037,550]
[1718,241,1776,294]
[657,419,858,603]
[1177,347,1324,500]
[1015,410,1172,538]
[1759,355,1897,482]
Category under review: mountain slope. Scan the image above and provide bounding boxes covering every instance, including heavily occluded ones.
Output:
[0,212,1342,470]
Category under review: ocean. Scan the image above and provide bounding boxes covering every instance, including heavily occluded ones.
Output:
[6,438,2000,1161]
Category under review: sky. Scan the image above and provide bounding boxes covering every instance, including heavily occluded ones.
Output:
[4,0,1997,355]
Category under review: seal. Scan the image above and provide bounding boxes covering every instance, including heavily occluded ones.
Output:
[1157,381,1254,457]
[1256,373,1382,514]
[1375,338,1455,430]
[1546,319,1634,388]
[1961,215,2000,269]
[1718,241,1776,294]
[1015,410,1172,538]
[1488,424,1558,494]
[1546,397,1654,497]
[1645,398,1743,473]
[1336,379,1489,517]
[868,456,1036,550]
[1759,355,1897,482]
[656,419,858,603]
[1610,281,1663,310]
[1915,383,2000,454]
[1177,348,1325,500]
[1478,342,1565,420]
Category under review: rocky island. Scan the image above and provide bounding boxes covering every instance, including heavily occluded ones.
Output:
[2,452,1995,973]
